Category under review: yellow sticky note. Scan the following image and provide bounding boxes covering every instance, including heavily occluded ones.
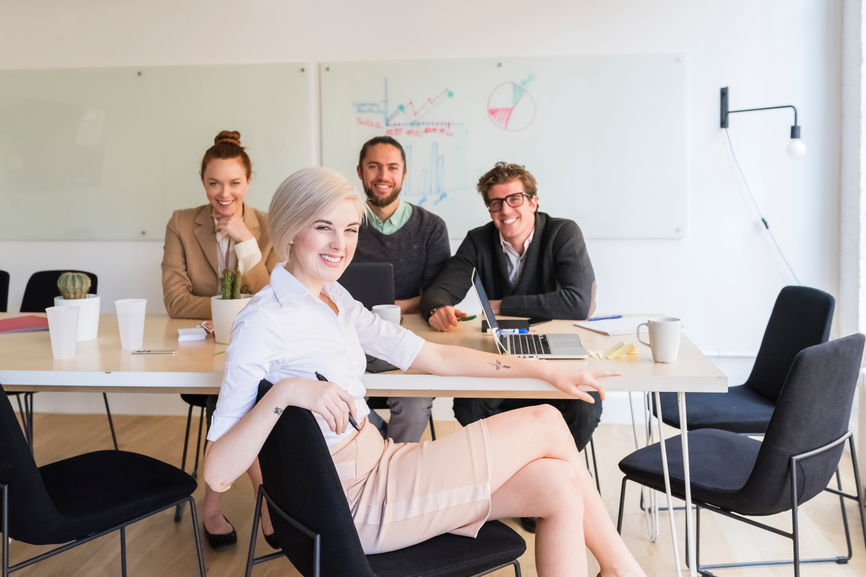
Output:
[600,342,625,359]
[608,343,635,359]
[627,348,638,355]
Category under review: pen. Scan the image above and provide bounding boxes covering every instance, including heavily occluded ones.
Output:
[315,371,361,432]
[588,315,623,321]
[458,315,477,322]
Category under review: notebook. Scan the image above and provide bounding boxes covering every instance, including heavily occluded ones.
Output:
[0,315,49,334]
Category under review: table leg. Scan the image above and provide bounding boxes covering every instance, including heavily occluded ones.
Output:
[654,392,682,574]
[678,392,696,577]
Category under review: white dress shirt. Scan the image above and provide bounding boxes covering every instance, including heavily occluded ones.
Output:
[499,229,535,285]
[208,264,426,446]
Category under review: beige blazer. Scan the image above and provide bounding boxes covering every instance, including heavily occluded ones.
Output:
[161,204,282,319]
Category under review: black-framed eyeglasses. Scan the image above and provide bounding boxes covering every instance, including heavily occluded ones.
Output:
[487,192,531,213]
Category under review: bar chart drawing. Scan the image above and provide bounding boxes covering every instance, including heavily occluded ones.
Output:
[487,81,536,131]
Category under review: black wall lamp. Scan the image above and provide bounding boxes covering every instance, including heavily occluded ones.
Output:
[720,87,806,159]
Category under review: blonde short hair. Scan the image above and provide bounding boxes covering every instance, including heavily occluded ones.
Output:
[268,167,368,258]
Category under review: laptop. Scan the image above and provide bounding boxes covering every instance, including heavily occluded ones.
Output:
[338,263,395,310]
[472,270,588,359]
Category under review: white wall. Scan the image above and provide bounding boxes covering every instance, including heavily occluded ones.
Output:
[0,0,842,419]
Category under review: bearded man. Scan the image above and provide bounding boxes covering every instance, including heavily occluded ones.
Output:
[352,136,451,442]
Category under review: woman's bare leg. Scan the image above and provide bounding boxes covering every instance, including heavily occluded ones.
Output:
[202,486,233,533]
[486,404,645,577]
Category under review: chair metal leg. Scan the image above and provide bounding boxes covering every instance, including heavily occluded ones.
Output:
[186,496,207,577]
[192,406,205,479]
[616,477,627,534]
[428,415,436,441]
[175,404,196,522]
[791,472,800,577]
[590,437,600,494]
[848,437,866,553]
[25,394,33,451]
[120,526,127,577]
[103,393,119,450]
[245,487,264,577]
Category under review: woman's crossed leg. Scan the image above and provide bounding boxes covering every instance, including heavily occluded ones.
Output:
[486,404,646,577]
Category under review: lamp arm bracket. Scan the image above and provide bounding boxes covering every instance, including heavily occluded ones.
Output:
[720,87,799,129]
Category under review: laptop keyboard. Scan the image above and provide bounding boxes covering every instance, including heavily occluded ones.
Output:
[507,334,552,356]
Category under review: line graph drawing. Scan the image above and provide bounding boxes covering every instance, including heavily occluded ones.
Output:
[487,81,536,131]
[354,80,458,128]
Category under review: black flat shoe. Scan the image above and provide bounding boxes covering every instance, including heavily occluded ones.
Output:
[263,531,281,550]
[519,517,537,533]
[203,516,237,550]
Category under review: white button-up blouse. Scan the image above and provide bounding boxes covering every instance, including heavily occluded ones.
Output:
[207,264,426,446]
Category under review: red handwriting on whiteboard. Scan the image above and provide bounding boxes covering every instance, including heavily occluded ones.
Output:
[357,118,382,128]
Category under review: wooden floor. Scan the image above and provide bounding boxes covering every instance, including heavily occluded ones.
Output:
[7,412,866,577]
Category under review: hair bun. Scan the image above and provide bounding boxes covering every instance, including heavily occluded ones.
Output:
[214,130,242,147]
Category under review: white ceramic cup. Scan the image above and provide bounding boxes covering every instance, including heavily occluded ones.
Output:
[115,299,147,350]
[372,304,401,324]
[54,294,100,342]
[636,317,681,363]
[46,306,80,359]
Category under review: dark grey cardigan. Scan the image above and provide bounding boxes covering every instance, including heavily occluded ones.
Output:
[420,212,596,321]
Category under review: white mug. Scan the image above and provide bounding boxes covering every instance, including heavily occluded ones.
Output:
[637,317,681,363]
[372,304,401,324]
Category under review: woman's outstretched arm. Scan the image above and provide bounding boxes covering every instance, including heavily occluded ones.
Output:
[204,378,356,493]
[411,341,617,403]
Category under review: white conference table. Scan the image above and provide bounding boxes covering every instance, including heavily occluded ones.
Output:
[0,313,726,577]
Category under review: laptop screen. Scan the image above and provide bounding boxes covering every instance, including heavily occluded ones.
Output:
[471,269,507,355]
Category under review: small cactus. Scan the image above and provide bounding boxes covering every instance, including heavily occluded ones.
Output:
[57,272,91,300]
[219,269,243,300]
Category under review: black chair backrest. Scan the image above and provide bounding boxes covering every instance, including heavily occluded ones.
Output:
[0,385,64,543]
[745,286,834,402]
[256,380,374,577]
[337,263,395,310]
[0,270,9,313]
[20,270,98,313]
[739,334,865,515]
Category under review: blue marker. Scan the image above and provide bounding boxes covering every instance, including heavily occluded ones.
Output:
[588,315,623,322]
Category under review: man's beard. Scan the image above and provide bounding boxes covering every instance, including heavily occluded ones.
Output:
[365,184,402,208]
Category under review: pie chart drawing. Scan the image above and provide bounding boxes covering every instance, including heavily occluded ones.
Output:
[487,82,536,131]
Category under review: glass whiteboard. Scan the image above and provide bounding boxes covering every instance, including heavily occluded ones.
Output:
[321,55,687,239]
[0,63,312,240]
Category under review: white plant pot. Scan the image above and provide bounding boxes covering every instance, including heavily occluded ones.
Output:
[54,294,100,342]
[211,295,252,344]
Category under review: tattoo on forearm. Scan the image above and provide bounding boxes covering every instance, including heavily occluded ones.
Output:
[488,360,512,371]
[273,407,284,416]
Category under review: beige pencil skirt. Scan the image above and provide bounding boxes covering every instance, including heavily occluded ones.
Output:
[329,416,493,554]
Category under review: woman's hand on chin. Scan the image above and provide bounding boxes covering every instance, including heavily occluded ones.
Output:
[277,377,357,434]
[546,365,617,404]
[215,213,255,243]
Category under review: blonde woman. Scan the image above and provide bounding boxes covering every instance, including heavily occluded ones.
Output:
[204,168,646,577]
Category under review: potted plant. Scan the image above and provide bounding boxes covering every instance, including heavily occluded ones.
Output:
[54,271,100,341]
[210,269,251,344]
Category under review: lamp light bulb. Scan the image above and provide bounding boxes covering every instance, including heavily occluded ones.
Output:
[787,138,806,159]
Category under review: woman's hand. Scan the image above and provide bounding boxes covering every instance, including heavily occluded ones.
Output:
[544,364,618,404]
[277,377,357,434]
[215,213,255,243]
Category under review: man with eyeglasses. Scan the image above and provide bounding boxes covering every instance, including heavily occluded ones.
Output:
[420,162,599,532]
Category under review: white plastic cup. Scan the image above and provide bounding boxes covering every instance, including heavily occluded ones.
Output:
[372,304,401,324]
[637,317,682,363]
[115,299,147,350]
[46,306,80,359]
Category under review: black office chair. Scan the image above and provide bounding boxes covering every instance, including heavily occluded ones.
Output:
[0,385,206,576]
[654,286,834,434]
[0,271,35,451]
[245,380,526,577]
[20,270,119,451]
[617,335,866,576]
